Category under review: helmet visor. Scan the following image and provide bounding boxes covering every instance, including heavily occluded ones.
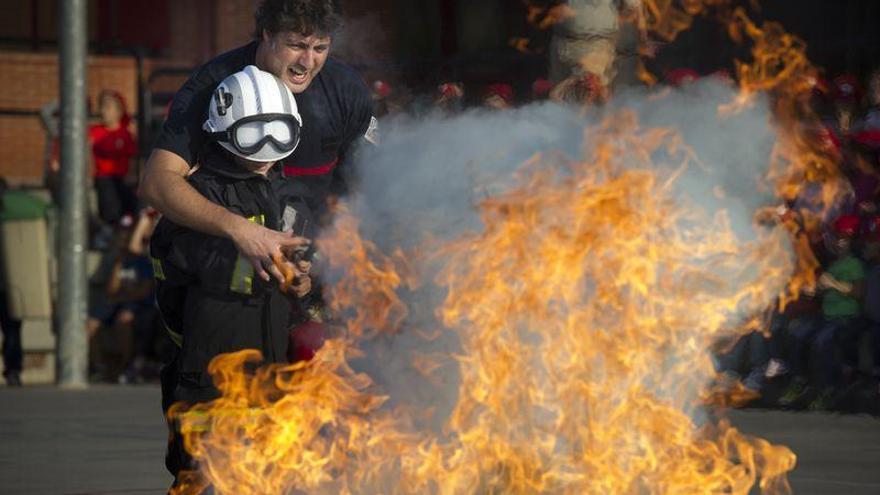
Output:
[210,113,301,157]
[234,119,297,149]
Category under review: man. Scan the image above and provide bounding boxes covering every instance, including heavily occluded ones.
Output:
[139,0,376,284]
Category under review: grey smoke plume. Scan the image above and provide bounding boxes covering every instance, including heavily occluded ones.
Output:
[331,78,791,425]
[353,79,777,248]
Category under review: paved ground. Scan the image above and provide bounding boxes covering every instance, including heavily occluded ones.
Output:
[1,385,879,494]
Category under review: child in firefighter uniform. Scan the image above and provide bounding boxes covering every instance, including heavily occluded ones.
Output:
[151,65,316,482]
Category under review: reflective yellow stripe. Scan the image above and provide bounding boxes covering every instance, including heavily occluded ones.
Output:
[151,257,166,280]
[229,256,254,295]
[229,214,264,295]
[167,327,183,347]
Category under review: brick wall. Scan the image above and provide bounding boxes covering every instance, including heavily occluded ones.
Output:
[0,52,138,184]
[214,0,257,54]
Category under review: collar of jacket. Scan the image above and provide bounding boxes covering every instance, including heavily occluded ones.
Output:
[201,148,282,182]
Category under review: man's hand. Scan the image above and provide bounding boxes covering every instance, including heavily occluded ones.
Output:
[231,217,310,283]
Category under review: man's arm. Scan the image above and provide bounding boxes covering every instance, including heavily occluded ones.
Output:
[139,148,308,282]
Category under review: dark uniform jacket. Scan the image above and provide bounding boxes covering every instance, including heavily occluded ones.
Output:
[151,149,315,394]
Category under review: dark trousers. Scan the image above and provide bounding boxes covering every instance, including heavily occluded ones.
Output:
[811,318,862,389]
[161,351,219,493]
[95,176,137,225]
[717,331,770,376]
[786,317,820,378]
[160,351,192,486]
[0,291,22,376]
[867,320,880,373]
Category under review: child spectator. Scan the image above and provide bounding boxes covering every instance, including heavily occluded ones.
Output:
[716,330,770,393]
[531,78,554,101]
[434,82,465,114]
[150,66,314,485]
[810,214,866,409]
[90,90,138,227]
[862,216,880,392]
[87,214,156,382]
[852,69,880,151]
[482,83,514,110]
[371,79,401,118]
[827,75,861,142]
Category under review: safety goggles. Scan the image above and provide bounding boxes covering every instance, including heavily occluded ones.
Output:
[208,113,301,156]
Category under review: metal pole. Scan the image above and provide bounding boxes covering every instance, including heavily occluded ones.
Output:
[58,0,89,388]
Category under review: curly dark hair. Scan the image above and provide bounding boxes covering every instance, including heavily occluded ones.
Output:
[253,0,343,39]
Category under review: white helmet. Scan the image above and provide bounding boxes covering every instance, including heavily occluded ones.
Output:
[203,65,302,163]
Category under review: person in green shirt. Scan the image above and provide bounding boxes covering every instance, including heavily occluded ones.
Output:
[809,215,866,410]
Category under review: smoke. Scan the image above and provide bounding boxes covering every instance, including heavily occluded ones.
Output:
[353,78,777,246]
[331,14,392,69]
[327,78,792,429]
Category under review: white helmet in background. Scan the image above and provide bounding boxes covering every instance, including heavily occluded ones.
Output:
[203,65,302,163]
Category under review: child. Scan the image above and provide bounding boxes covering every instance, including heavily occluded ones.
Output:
[862,216,880,394]
[90,90,138,226]
[810,214,866,410]
[87,214,155,383]
[150,65,314,483]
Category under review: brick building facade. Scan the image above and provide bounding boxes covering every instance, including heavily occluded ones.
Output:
[0,0,531,183]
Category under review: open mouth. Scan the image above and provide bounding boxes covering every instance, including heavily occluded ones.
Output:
[288,66,308,84]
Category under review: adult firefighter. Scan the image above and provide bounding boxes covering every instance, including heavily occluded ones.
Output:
[139,0,376,284]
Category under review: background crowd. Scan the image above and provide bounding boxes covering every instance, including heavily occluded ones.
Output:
[2,59,880,415]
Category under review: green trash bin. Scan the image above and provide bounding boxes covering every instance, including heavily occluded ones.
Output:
[1,190,52,320]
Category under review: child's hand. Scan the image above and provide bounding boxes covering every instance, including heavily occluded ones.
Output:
[291,273,312,298]
[271,252,296,292]
[295,258,312,275]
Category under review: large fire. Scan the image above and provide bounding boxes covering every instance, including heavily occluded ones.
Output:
[166,2,853,494]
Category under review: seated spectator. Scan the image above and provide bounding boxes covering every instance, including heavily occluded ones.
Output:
[90,90,138,231]
[666,68,700,87]
[434,82,465,114]
[852,69,880,150]
[371,79,398,118]
[862,216,880,392]
[826,75,862,142]
[716,330,770,393]
[531,78,554,101]
[482,83,514,110]
[810,214,866,409]
[87,214,156,383]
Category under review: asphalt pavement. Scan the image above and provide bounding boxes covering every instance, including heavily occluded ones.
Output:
[1,385,878,494]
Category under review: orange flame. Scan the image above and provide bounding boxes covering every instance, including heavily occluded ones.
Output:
[169,109,797,494]
[160,2,871,493]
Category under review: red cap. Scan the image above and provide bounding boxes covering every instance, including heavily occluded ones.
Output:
[831,75,861,103]
[531,78,553,99]
[437,82,464,99]
[484,83,514,104]
[832,214,861,237]
[372,80,392,99]
[667,68,700,87]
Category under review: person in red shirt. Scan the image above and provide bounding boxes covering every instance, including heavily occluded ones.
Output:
[90,90,138,225]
